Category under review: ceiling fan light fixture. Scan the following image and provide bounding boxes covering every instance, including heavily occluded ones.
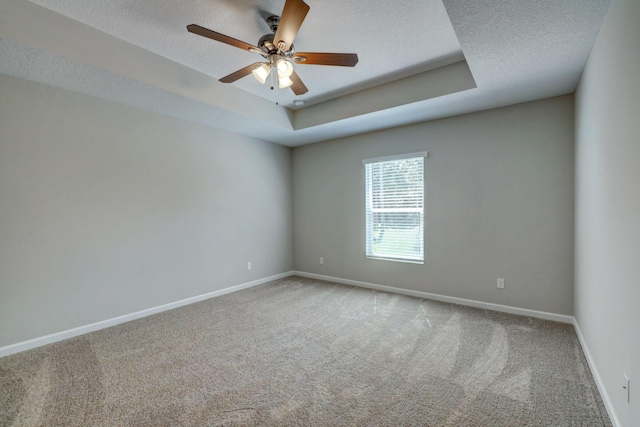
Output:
[187,0,357,96]
[278,75,294,89]
[276,58,294,78]
[252,63,271,84]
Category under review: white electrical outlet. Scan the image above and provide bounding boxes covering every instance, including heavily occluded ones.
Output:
[320,257,324,265]
[497,278,505,289]
[623,374,630,403]
[247,262,252,271]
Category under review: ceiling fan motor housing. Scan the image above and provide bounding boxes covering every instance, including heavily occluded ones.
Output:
[258,16,295,57]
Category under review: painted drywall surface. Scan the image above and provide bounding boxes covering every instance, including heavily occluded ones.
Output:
[293,96,574,315]
[293,60,476,130]
[0,1,293,131]
[575,0,640,424]
[0,74,293,347]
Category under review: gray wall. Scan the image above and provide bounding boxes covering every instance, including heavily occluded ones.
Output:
[0,74,293,347]
[293,96,575,315]
[575,0,640,424]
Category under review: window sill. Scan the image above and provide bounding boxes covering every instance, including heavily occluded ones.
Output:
[366,256,424,265]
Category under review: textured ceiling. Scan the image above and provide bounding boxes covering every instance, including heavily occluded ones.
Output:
[0,0,611,146]
[27,0,462,109]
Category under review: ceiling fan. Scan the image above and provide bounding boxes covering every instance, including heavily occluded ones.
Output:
[187,0,358,96]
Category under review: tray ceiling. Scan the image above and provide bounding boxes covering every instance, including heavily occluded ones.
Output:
[0,0,610,146]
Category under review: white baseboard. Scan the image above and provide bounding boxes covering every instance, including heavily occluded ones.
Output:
[2,270,616,427]
[0,271,295,358]
[294,271,616,425]
[293,271,574,324]
[573,318,621,427]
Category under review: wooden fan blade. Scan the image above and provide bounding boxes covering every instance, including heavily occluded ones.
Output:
[187,24,260,53]
[219,62,264,83]
[273,0,310,52]
[289,70,308,95]
[293,52,359,67]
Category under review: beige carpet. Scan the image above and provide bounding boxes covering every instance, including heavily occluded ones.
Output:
[1,276,611,426]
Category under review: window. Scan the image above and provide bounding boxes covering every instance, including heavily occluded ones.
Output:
[364,152,426,263]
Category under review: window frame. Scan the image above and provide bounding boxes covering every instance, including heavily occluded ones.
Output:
[363,151,428,264]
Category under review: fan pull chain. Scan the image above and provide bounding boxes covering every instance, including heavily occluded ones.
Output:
[270,65,275,92]
[271,67,280,105]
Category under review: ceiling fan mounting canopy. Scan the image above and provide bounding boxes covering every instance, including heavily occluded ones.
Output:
[186,0,358,96]
[266,16,280,33]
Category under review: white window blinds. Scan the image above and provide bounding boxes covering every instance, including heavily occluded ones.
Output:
[364,154,425,263]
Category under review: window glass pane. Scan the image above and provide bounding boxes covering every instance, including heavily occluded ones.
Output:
[365,156,424,263]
